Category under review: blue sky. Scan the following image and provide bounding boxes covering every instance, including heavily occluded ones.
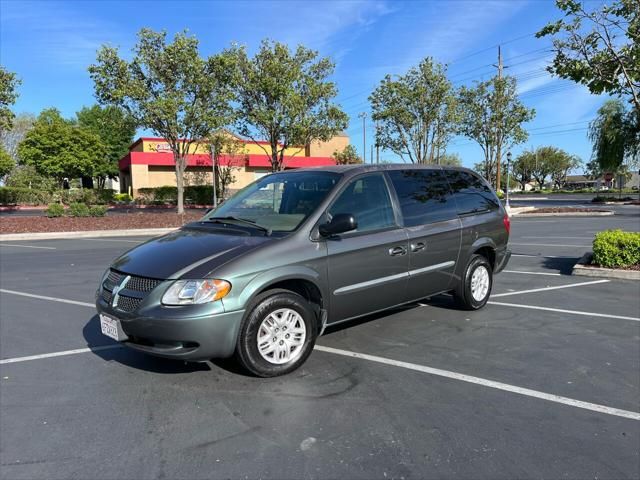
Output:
[1,0,605,170]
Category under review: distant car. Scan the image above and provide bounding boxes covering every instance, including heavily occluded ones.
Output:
[96,165,511,377]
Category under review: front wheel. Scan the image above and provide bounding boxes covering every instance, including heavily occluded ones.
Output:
[454,254,493,310]
[235,291,317,377]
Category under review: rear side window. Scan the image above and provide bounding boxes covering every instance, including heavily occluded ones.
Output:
[443,170,499,215]
[328,173,396,233]
[388,169,457,227]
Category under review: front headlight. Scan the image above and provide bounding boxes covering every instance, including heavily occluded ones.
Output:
[162,279,231,305]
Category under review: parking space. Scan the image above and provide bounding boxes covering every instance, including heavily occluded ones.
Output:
[1,216,639,479]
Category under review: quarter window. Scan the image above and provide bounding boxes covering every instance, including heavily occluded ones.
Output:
[328,174,396,233]
[388,169,457,226]
[443,170,499,215]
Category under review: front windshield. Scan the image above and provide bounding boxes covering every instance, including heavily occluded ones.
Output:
[205,171,341,232]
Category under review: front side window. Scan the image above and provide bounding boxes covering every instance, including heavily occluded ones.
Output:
[444,170,499,215]
[388,169,457,226]
[328,174,396,233]
[206,171,341,232]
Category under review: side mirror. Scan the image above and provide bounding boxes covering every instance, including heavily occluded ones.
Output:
[319,213,357,237]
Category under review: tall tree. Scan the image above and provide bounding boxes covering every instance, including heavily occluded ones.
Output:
[369,58,457,164]
[77,105,137,189]
[537,0,639,113]
[548,150,581,188]
[458,76,535,189]
[1,113,35,162]
[0,66,21,133]
[89,28,235,213]
[512,150,536,190]
[207,131,248,202]
[526,146,573,190]
[589,99,639,173]
[438,152,462,167]
[17,109,106,186]
[0,146,12,180]
[332,144,362,165]
[231,40,348,172]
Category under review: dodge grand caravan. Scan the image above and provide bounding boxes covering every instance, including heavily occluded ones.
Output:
[96,165,510,376]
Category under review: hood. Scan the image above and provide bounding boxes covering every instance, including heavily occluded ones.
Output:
[111,225,274,279]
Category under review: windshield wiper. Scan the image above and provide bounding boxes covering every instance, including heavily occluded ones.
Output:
[206,216,272,236]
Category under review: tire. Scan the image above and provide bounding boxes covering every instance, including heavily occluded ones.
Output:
[235,290,317,377]
[454,254,493,310]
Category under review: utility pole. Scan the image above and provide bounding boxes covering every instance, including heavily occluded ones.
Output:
[493,46,504,192]
[358,112,367,163]
[375,120,380,164]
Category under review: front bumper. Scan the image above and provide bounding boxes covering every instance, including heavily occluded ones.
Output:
[96,296,245,361]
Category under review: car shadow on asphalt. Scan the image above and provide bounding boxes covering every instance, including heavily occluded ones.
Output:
[82,314,212,374]
[542,256,580,275]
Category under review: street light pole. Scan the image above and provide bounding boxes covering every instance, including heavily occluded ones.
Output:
[506,151,512,211]
[358,112,367,163]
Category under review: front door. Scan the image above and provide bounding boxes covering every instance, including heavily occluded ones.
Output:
[324,173,410,323]
[387,169,462,301]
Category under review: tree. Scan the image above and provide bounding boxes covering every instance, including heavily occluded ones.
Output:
[332,144,362,164]
[4,164,57,191]
[207,131,248,202]
[231,40,348,172]
[438,152,462,166]
[369,58,457,164]
[17,108,105,186]
[0,146,12,180]
[89,29,235,213]
[1,113,35,162]
[512,151,536,190]
[548,150,581,188]
[589,99,639,174]
[526,146,574,190]
[458,76,535,189]
[77,105,136,189]
[0,66,21,133]
[537,0,639,113]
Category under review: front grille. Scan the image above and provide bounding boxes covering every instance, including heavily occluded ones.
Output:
[101,269,161,313]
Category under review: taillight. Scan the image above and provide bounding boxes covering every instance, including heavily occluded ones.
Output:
[503,213,511,235]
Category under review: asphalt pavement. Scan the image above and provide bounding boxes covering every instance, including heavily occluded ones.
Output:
[1,210,639,479]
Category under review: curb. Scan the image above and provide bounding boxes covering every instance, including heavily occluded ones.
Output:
[518,211,614,217]
[0,228,177,242]
[572,252,640,280]
[506,206,536,216]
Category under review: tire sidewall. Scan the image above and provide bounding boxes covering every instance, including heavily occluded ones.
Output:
[237,292,317,377]
[461,255,493,310]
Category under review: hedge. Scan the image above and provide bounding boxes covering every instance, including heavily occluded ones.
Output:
[136,185,216,205]
[592,230,640,268]
[0,187,115,206]
[0,187,53,205]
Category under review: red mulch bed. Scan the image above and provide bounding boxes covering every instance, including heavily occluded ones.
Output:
[521,207,611,214]
[0,212,204,234]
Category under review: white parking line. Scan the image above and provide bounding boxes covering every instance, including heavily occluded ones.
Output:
[502,270,562,276]
[491,279,609,298]
[521,236,593,240]
[0,244,56,250]
[510,243,591,248]
[511,254,578,259]
[0,289,94,308]
[314,346,640,421]
[79,238,143,244]
[0,345,122,365]
[488,301,640,322]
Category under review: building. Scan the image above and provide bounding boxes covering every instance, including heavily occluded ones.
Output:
[118,132,349,196]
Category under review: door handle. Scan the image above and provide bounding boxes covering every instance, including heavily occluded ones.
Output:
[388,246,407,256]
[411,242,426,252]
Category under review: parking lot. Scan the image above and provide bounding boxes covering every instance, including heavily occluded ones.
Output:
[1,213,639,479]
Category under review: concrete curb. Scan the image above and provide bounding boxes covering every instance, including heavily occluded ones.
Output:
[0,228,176,242]
[518,211,614,217]
[506,206,536,216]
[572,252,640,280]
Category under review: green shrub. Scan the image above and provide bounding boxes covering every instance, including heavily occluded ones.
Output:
[592,230,640,268]
[114,193,133,203]
[496,190,505,200]
[68,202,90,217]
[88,205,108,217]
[45,203,65,218]
[0,187,52,205]
[135,185,214,205]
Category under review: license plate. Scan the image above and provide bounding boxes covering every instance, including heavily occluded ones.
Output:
[100,314,126,341]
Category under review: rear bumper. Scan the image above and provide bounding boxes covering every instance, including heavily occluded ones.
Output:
[495,246,511,273]
[96,300,245,361]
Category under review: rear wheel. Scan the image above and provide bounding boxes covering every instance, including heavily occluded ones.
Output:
[454,254,493,310]
[235,290,317,377]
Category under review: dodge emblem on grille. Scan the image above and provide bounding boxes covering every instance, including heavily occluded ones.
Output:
[112,275,131,308]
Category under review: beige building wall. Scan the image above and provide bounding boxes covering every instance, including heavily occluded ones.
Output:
[309,134,349,157]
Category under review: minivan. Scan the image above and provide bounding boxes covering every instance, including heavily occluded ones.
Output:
[96,165,510,377]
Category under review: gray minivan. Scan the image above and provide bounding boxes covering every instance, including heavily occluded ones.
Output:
[96,165,510,376]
